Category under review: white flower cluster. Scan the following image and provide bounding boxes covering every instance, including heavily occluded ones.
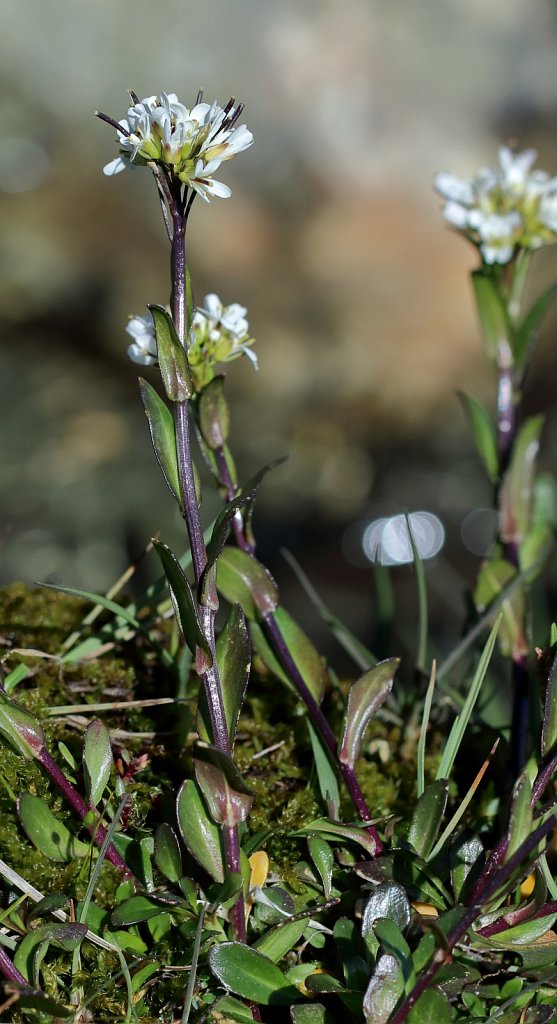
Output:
[125,294,257,388]
[434,146,557,264]
[103,92,253,202]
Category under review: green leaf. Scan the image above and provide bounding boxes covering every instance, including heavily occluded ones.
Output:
[14,921,87,984]
[152,539,212,665]
[290,1005,337,1024]
[17,794,91,862]
[83,719,112,807]
[216,547,279,620]
[193,742,254,827]
[307,836,334,900]
[506,772,533,861]
[458,391,499,483]
[500,414,544,547]
[472,268,513,363]
[198,375,230,448]
[306,719,341,818]
[176,779,224,882]
[293,818,378,858]
[201,498,257,608]
[139,378,182,507]
[338,658,399,766]
[363,953,405,1024]
[519,524,553,580]
[208,942,300,1005]
[407,779,449,859]
[436,616,500,781]
[111,894,178,927]
[148,303,194,401]
[3,663,32,693]
[407,987,451,1024]
[373,918,415,987]
[154,823,183,883]
[208,995,256,1022]
[362,883,411,957]
[0,691,45,760]
[474,559,527,659]
[449,831,484,902]
[515,283,557,368]
[542,652,557,757]
[254,919,307,963]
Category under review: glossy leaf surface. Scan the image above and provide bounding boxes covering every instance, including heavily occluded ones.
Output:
[198,375,230,448]
[0,691,45,760]
[363,953,405,1024]
[194,742,254,827]
[362,882,411,956]
[153,540,211,663]
[407,779,449,859]
[176,779,224,882]
[208,942,300,1005]
[216,546,279,620]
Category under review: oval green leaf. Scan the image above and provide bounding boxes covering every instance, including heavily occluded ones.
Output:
[18,793,91,862]
[139,377,182,507]
[338,658,399,766]
[176,778,224,882]
[208,942,300,1005]
[216,547,279,620]
[83,719,113,807]
[148,303,193,401]
[407,779,449,859]
[154,823,183,883]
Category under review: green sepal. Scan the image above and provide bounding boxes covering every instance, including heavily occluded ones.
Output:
[406,779,449,859]
[216,546,279,620]
[197,604,250,747]
[338,658,399,767]
[83,719,113,807]
[208,942,300,1006]
[198,375,230,449]
[472,268,513,363]
[139,378,182,508]
[500,414,544,547]
[176,778,224,882]
[458,390,499,483]
[0,690,45,760]
[193,741,254,827]
[152,539,212,666]
[148,304,194,401]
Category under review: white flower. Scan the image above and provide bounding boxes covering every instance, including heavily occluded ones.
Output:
[126,314,158,366]
[188,293,257,388]
[101,91,253,202]
[434,146,557,263]
[198,294,249,338]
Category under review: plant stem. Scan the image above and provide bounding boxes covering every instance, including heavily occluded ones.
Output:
[262,610,383,854]
[168,198,245,935]
[36,748,132,877]
[212,439,381,844]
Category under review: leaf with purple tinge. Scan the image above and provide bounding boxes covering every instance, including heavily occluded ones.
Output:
[338,658,399,767]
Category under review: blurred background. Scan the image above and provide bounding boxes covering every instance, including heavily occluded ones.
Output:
[2,0,557,664]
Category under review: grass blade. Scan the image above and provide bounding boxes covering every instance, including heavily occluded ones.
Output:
[417,661,436,798]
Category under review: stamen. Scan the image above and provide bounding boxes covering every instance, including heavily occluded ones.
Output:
[95,111,132,137]
[228,103,244,130]
[195,88,204,105]
[128,90,140,105]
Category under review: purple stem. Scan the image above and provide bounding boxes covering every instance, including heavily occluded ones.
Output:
[37,748,132,877]
[212,438,381,843]
[477,897,557,938]
[262,611,383,854]
[388,814,556,1024]
[0,946,27,986]
[167,200,245,936]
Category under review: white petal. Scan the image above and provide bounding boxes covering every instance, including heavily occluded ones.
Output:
[103,156,128,176]
[201,294,223,319]
[240,345,258,370]
[443,201,469,229]
[127,343,157,366]
[434,172,473,205]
